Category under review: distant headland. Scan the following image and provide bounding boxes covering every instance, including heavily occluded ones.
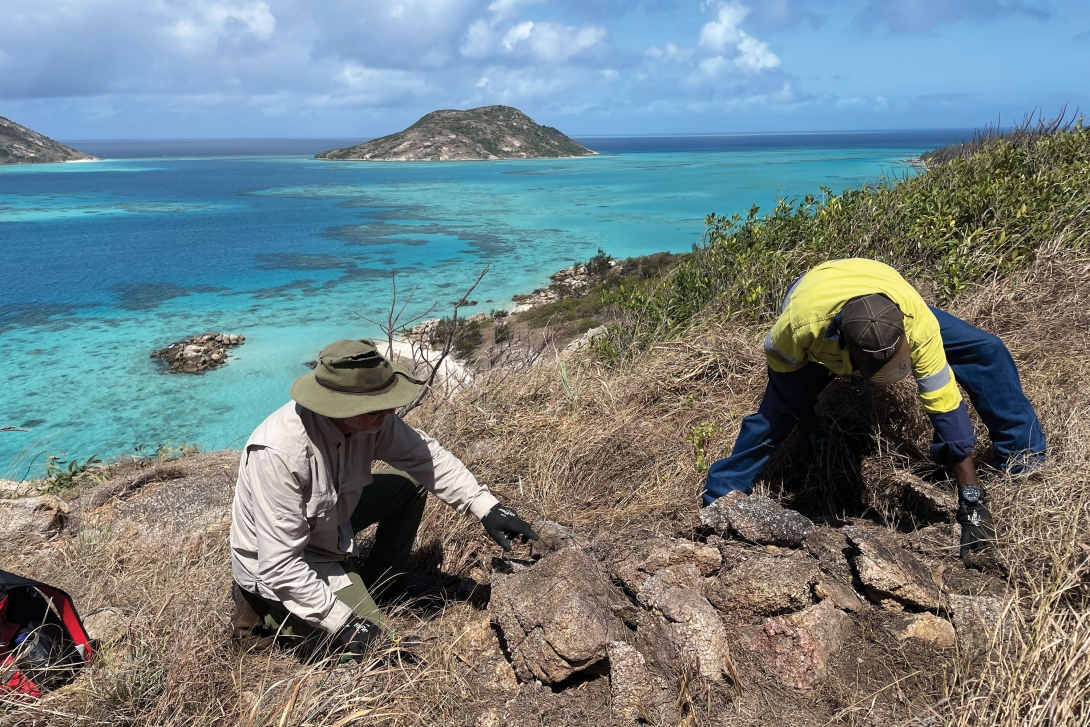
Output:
[315,105,595,162]
[0,115,97,165]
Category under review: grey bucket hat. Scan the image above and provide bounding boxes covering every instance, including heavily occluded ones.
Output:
[290,339,423,418]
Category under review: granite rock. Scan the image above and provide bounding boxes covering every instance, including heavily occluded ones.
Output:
[844,525,944,611]
[701,491,814,546]
[490,546,628,684]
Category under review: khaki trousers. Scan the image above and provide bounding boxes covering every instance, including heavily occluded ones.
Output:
[231,469,426,652]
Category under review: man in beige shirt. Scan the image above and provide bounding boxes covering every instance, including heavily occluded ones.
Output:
[230,339,537,659]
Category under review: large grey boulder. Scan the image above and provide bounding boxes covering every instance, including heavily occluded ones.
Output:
[701,491,814,546]
[490,546,628,684]
[705,545,820,621]
[844,525,944,611]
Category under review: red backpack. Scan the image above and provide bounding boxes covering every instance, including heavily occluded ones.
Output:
[0,570,93,701]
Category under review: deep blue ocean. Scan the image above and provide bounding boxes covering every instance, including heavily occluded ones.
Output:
[0,130,969,477]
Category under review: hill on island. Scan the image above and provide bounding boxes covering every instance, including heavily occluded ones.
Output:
[316,105,595,161]
[0,115,96,164]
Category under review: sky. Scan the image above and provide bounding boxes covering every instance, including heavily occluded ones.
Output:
[1,0,1088,139]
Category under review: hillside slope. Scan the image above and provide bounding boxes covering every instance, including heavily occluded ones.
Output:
[316,105,594,161]
[2,122,1087,727]
[0,115,96,164]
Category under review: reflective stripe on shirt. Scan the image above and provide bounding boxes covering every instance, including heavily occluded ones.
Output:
[916,364,952,394]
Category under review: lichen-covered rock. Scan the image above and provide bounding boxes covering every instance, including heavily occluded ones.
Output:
[490,546,628,684]
[459,615,518,692]
[598,534,721,596]
[151,332,244,374]
[804,527,855,582]
[637,566,733,681]
[948,594,1006,658]
[705,546,819,621]
[607,641,653,722]
[844,525,944,611]
[813,579,867,612]
[529,520,585,557]
[888,612,956,648]
[82,607,130,645]
[739,600,851,691]
[0,495,68,545]
[701,491,814,546]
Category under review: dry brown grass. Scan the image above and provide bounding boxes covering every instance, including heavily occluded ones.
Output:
[3,248,1089,726]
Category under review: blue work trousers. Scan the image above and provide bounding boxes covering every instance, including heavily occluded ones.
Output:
[702,307,1045,505]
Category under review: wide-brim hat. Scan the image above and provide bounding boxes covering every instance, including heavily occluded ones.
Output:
[290,339,423,418]
[841,294,912,385]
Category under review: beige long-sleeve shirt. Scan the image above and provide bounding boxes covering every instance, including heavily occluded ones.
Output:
[230,401,499,632]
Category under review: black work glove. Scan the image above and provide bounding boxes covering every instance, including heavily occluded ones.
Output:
[481,504,539,552]
[797,408,827,466]
[334,615,381,657]
[956,485,996,559]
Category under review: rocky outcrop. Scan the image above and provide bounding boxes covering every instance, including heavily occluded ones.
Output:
[317,106,594,161]
[512,262,601,311]
[844,525,945,611]
[151,333,244,374]
[489,546,628,683]
[0,494,69,546]
[0,116,96,165]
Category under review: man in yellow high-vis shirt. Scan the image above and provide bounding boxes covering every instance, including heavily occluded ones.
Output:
[702,259,1045,560]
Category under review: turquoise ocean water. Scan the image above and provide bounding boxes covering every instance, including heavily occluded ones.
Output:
[0,132,966,476]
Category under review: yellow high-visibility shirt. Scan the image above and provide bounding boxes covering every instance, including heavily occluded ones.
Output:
[764,259,962,415]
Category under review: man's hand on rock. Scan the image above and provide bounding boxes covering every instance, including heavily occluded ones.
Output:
[482,504,539,552]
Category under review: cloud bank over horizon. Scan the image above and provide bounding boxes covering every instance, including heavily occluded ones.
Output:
[0,0,1085,138]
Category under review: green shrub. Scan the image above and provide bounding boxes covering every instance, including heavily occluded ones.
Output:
[605,122,1090,351]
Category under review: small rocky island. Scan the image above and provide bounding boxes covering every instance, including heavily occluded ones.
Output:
[0,115,96,164]
[151,333,245,374]
[315,105,595,161]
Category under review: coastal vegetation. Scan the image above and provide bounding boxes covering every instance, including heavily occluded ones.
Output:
[2,118,1088,726]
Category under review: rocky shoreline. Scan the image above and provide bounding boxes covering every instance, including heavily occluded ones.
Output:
[151,333,245,374]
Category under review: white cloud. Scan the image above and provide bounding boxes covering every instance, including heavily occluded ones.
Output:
[734,32,779,72]
[462,19,493,57]
[698,3,748,52]
[645,43,691,62]
[487,0,542,21]
[169,1,276,53]
[336,62,428,103]
[502,21,536,51]
[698,55,730,77]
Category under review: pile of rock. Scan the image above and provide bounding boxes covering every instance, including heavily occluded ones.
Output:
[151,333,244,374]
[485,492,1007,724]
[511,262,607,312]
